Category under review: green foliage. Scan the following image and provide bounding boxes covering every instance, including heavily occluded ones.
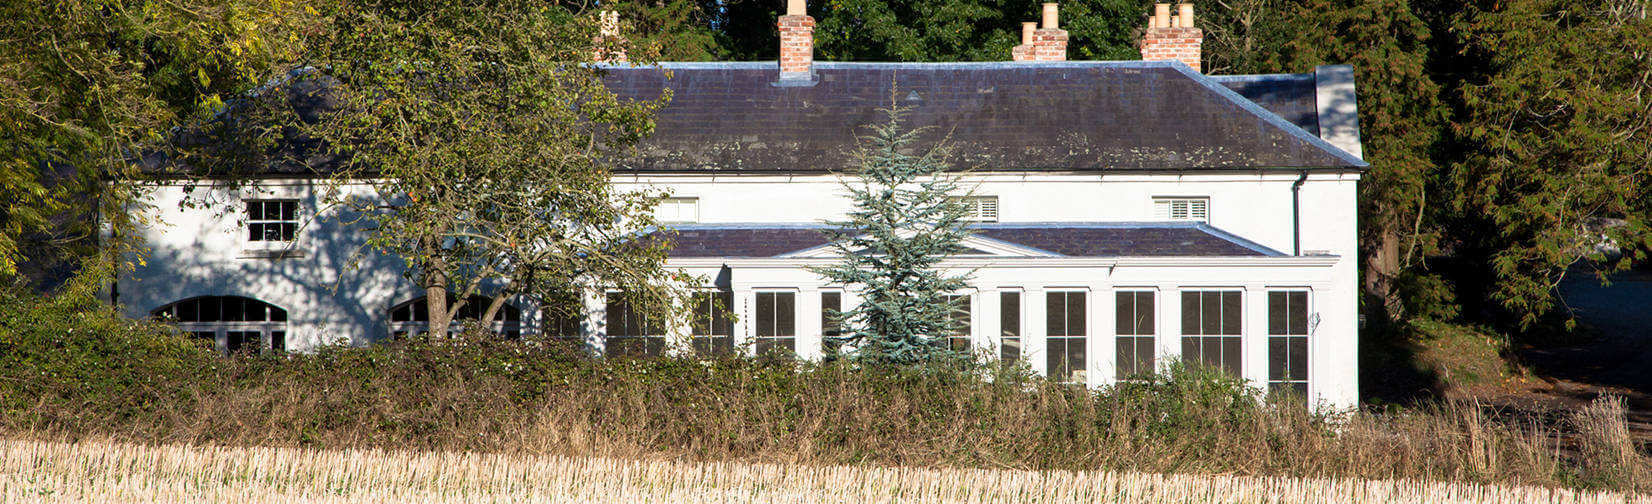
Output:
[272,0,691,331]
[809,105,975,364]
[1449,0,1652,328]
[0,0,304,282]
[0,282,215,425]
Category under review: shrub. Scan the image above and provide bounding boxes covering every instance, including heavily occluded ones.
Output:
[0,292,1647,493]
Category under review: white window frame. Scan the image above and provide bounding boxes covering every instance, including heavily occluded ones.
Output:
[1045,289,1089,384]
[1266,288,1314,400]
[752,289,798,356]
[1113,288,1158,381]
[656,197,700,223]
[1152,196,1209,222]
[952,195,1000,222]
[1178,288,1245,378]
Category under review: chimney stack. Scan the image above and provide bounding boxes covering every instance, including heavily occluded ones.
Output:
[1011,3,1067,62]
[1140,3,1202,72]
[593,10,626,63]
[778,0,815,81]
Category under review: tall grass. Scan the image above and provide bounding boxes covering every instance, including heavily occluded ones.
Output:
[1,292,1648,494]
[2,439,1645,503]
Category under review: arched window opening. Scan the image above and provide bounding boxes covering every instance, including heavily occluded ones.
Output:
[388,294,521,339]
[151,296,289,355]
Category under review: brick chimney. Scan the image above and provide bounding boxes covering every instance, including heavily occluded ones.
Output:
[1140,3,1202,72]
[1011,22,1036,61]
[778,0,814,81]
[593,10,626,63]
[1011,3,1067,62]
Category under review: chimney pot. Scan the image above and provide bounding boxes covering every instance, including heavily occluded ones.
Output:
[1022,22,1036,45]
[787,0,805,16]
[1141,3,1202,72]
[1041,3,1059,30]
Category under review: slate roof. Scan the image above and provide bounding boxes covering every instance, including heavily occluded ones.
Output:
[1211,73,1319,136]
[972,222,1282,257]
[144,61,1364,178]
[657,222,1283,258]
[605,61,1365,173]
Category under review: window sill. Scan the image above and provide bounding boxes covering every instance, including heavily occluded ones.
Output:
[239,246,308,260]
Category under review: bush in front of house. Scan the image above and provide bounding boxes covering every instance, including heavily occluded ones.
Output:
[0,290,1645,493]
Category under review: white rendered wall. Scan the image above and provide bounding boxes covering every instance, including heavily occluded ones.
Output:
[122,170,1361,409]
[120,180,413,349]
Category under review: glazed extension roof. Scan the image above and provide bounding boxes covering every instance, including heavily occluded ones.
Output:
[604,61,1366,173]
[658,222,1285,258]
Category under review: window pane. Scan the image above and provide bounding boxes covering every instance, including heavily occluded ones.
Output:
[1221,336,1242,376]
[1135,336,1155,374]
[1045,292,1065,336]
[1181,337,1199,365]
[177,299,199,322]
[1269,337,1287,381]
[1116,337,1135,379]
[1289,337,1308,381]
[1067,292,1086,336]
[1115,292,1134,336]
[1000,292,1020,337]
[605,293,626,336]
[714,291,733,335]
[279,201,295,220]
[247,201,263,220]
[1001,337,1021,363]
[1046,338,1065,381]
[1135,292,1154,335]
[1268,291,1287,335]
[1200,292,1221,335]
[756,293,775,337]
[821,292,841,336]
[1067,337,1086,383]
[1289,292,1308,335]
[1200,336,1221,370]
[1221,291,1243,335]
[1181,292,1200,335]
[776,292,795,336]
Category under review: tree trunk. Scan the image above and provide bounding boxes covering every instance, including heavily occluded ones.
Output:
[1364,226,1404,320]
[423,237,451,338]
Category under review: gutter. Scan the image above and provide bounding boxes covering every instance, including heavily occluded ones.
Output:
[1291,171,1308,256]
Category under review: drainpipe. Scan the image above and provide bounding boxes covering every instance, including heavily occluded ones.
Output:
[1291,171,1308,256]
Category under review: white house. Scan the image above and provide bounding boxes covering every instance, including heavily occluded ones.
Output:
[119,3,1367,408]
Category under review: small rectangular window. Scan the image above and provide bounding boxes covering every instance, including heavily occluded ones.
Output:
[754,291,796,356]
[691,290,734,356]
[1180,289,1242,377]
[1268,290,1311,399]
[1153,197,1209,222]
[1000,291,1022,363]
[1115,291,1156,379]
[656,197,699,223]
[951,196,1000,222]
[246,200,298,242]
[605,292,666,357]
[943,295,972,352]
[1045,290,1087,383]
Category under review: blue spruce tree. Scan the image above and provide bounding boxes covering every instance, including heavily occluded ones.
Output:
[809,104,975,365]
